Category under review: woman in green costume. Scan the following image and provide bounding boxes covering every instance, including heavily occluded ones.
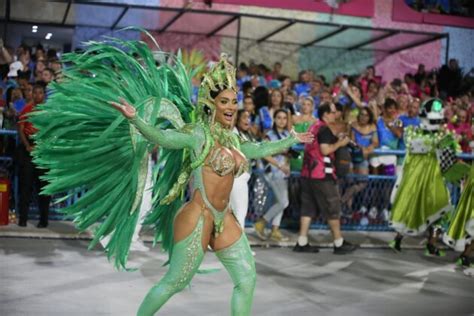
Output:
[443,163,474,268]
[290,96,317,172]
[30,34,313,315]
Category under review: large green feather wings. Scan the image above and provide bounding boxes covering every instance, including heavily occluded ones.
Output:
[30,32,197,269]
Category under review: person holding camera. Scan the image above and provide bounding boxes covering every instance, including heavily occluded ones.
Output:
[371,98,403,175]
[293,102,357,254]
[341,107,379,210]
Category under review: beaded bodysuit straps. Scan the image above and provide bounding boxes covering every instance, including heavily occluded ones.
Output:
[192,165,229,238]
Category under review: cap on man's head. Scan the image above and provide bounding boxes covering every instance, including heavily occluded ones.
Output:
[8,61,23,78]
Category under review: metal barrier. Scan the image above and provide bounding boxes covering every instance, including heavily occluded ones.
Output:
[0,129,18,218]
[17,142,474,230]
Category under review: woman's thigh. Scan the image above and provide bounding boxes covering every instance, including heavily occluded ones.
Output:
[173,202,214,251]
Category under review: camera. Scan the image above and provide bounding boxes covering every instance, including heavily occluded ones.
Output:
[388,119,403,128]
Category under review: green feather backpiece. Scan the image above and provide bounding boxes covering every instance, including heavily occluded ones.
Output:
[30,30,198,269]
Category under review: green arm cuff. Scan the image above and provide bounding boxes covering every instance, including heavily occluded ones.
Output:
[240,136,298,159]
[129,116,195,150]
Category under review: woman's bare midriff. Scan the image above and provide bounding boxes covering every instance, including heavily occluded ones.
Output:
[173,165,243,251]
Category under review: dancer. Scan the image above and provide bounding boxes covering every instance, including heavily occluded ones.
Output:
[30,35,313,316]
[389,98,463,256]
[443,163,473,268]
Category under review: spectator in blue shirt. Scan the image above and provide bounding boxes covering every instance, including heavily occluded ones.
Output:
[372,98,403,175]
[295,70,311,96]
[398,98,421,150]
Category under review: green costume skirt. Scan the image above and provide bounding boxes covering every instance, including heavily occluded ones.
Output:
[390,152,452,236]
[443,164,474,251]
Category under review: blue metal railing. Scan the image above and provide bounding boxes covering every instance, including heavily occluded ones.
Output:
[14,135,474,230]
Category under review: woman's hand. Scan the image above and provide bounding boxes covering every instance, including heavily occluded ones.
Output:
[362,147,371,159]
[291,129,314,143]
[109,97,136,119]
[278,163,291,176]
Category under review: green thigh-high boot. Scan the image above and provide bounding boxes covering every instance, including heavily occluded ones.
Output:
[137,216,205,316]
[215,233,256,316]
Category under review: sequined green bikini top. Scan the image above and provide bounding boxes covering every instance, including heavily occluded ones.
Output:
[206,146,250,178]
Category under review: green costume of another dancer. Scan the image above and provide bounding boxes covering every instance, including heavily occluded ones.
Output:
[29,31,312,315]
[388,117,465,255]
[443,163,474,253]
[390,127,456,235]
[290,121,312,171]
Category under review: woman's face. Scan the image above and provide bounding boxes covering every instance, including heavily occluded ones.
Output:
[358,109,370,125]
[457,109,468,124]
[12,88,23,101]
[367,67,374,77]
[36,61,45,73]
[311,80,322,93]
[301,99,313,115]
[270,90,282,108]
[243,97,254,113]
[385,105,397,119]
[351,86,361,99]
[282,78,291,88]
[214,89,238,128]
[285,94,295,105]
[19,53,30,65]
[407,100,420,117]
[368,82,378,93]
[32,87,45,104]
[237,111,251,131]
[22,84,33,100]
[274,111,288,130]
[398,95,409,111]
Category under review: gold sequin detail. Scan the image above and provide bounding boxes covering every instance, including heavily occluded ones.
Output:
[174,217,203,290]
[206,146,249,177]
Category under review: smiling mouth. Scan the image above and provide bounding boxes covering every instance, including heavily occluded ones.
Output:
[223,112,234,121]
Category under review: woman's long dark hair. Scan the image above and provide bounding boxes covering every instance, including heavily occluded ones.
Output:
[206,88,225,116]
[235,109,248,132]
[236,109,256,141]
[253,86,269,111]
[269,89,284,109]
[358,106,375,125]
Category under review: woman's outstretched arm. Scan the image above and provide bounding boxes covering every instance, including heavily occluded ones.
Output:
[240,130,313,160]
[110,98,196,150]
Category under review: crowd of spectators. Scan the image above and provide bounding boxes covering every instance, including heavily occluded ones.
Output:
[229,58,473,161]
[406,0,474,17]
[0,41,62,155]
[222,57,473,228]
[0,41,62,227]
[1,38,473,229]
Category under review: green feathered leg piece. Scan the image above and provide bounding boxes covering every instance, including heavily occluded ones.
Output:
[137,216,205,316]
[215,233,256,316]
